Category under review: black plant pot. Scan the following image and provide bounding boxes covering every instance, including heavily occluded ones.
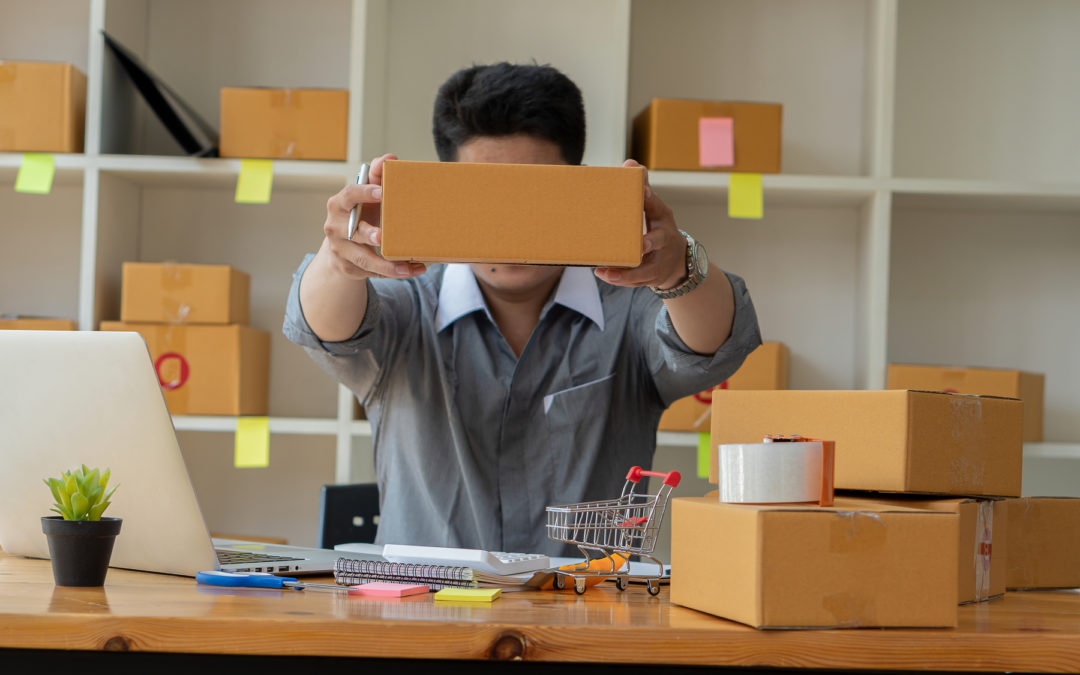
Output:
[40,516,123,586]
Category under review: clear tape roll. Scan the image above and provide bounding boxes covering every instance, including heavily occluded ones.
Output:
[718,442,825,504]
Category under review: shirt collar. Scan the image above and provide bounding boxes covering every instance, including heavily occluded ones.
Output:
[435,264,605,332]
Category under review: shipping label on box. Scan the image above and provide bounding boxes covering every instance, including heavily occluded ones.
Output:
[670,496,958,628]
[219,87,348,160]
[380,160,644,266]
[631,98,782,173]
[888,363,1044,442]
[838,493,1006,604]
[1005,497,1080,590]
[121,262,250,325]
[0,317,76,331]
[659,342,789,432]
[100,322,269,416]
[0,61,86,153]
[710,390,1023,497]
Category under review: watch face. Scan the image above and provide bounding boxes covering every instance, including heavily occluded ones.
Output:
[691,240,709,275]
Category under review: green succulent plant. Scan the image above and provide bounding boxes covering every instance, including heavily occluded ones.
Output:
[43,465,117,521]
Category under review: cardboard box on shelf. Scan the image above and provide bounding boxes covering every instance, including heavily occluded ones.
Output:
[709,390,1023,497]
[887,363,1044,442]
[631,98,782,174]
[0,317,76,331]
[219,87,348,160]
[659,342,789,432]
[669,495,958,628]
[838,493,1007,604]
[0,61,86,153]
[121,262,250,325]
[99,321,268,416]
[1005,497,1080,590]
[380,160,644,267]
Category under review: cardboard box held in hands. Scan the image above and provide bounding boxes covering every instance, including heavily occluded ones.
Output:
[379,160,644,267]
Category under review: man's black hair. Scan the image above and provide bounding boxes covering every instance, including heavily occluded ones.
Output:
[432,62,586,165]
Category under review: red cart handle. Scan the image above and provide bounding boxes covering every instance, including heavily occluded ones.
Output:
[626,466,681,487]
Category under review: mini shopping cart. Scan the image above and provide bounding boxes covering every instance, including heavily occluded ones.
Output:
[545,466,681,596]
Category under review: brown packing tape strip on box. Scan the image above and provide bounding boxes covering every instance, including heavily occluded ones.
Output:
[974,500,993,602]
[940,393,992,493]
[159,263,194,323]
[269,89,298,158]
[155,324,190,414]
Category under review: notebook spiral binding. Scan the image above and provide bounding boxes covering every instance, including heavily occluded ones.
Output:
[333,558,478,589]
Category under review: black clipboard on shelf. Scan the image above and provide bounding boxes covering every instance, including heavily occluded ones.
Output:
[101,30,219,157]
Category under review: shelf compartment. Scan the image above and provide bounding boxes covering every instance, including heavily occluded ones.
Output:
[96,154,354,192]
[650,171,878,207]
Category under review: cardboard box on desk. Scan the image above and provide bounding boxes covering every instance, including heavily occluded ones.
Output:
[1005,497,1080,590]
[220,87,348,160]
[121,262,250,325]
[631,98,782,173]
[380,160,644,266]
[100,321,269,416]
[709,390,1023,497]
[669,496,958,628]
[0,61,86,153]
[659,342,788,432]
[0,317,77,331]
[838,493,1007,604]
[887,363,1044,442]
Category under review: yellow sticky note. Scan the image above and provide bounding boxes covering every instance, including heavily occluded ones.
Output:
[234,417,270,468]
[14,153,56,195]
[728,173,763,219]
[235,159,273,204]
[433,588,501,603]
[697,432,711,479]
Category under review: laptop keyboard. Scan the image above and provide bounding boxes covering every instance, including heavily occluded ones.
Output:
[216,550,305,565]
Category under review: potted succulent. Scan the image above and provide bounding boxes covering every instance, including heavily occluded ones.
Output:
[41,465,121,586]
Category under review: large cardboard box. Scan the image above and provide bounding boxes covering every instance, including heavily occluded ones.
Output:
[380,160,644,266]
[0,317,76,330]
[659,342,788,432]
[100,322,269,416]
[1005,497,1080,590]
[710,390,1023,497]
[219,87,348,160]
[631,98,782,173]
[839,493,1007,604]
[121,262,250,325]
[670,496,958,628]
[887,363,1044,442]
[0,61,86,153]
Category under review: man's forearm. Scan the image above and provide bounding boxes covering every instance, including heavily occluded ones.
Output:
[298,238,370,343]
[663,264,735,355]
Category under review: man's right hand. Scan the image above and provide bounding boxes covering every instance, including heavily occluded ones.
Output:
[299,153,426,343]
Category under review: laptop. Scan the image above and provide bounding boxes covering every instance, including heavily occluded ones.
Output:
[0,330,384,576]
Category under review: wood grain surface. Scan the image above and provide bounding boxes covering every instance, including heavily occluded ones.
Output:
[3,552,1080,670]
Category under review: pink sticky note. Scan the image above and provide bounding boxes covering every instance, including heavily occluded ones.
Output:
[348,582,429,597]
[699,117,734,167]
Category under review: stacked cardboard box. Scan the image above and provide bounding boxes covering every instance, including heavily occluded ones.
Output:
[670,389,1025,628]
[0,61,86,153]
[100,262,269,416]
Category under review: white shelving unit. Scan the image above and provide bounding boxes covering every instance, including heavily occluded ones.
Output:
[3,0,1077,546]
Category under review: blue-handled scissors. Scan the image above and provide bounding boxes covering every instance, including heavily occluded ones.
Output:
[196,570,348,593]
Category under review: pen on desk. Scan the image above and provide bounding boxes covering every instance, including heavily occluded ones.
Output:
[346,163,371,242]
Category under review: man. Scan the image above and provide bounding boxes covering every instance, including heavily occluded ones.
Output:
[284,63,760,555]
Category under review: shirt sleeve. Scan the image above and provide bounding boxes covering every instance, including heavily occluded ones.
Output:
[281,253,418,406]
[636,270,762,408]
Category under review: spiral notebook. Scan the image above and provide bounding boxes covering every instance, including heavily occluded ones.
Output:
[333,558,552,591]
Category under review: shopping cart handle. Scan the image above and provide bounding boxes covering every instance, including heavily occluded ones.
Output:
[626,466,682,487]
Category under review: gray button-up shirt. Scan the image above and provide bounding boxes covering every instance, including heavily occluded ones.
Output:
[283,256,760,555]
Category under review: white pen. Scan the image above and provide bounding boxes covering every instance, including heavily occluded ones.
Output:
[346,163,371,241]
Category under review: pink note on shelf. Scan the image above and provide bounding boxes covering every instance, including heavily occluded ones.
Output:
[348,582,430,597]
[699,117,734,167]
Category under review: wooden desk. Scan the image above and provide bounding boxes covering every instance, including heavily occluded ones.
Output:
[2,552,1080,672]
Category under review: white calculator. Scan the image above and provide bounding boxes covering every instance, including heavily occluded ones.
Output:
[381,544,550,576]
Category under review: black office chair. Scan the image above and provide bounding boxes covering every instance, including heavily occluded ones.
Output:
[317,483,380,549]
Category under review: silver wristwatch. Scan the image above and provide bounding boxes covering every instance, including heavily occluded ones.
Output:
[651,230,709,300]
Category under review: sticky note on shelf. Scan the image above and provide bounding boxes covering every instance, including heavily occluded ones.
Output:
[349,582,429,598]
[697,433,711,479]
[729,173,763,219]
[698,117,734,167]
[234,416,270,468]
[433,588,501,603]
[235,159,273,204]
[14,153,56,195]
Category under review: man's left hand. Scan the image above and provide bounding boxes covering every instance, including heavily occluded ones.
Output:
[594,159,686,290]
